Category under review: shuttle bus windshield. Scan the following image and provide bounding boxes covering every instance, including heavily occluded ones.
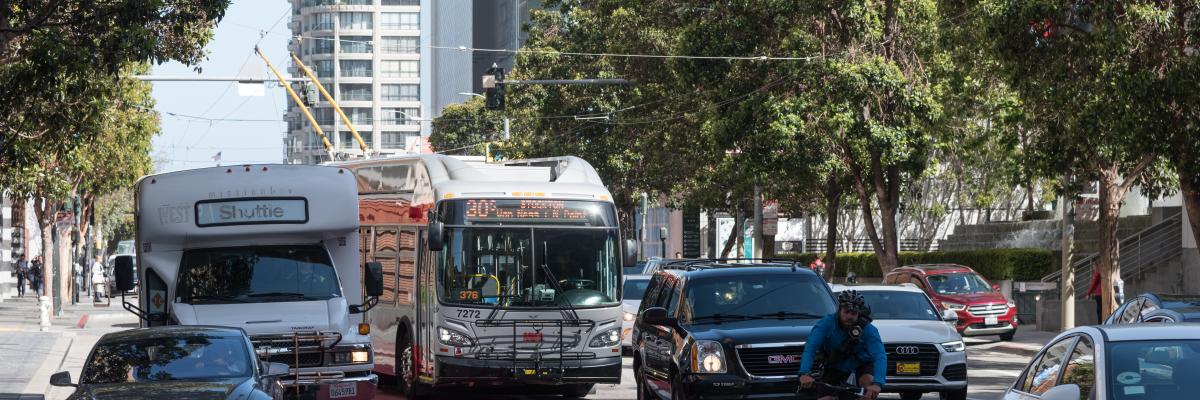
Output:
[177,245,341,304]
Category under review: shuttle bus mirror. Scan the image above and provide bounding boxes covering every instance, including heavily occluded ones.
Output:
[114,255,135,292]
[364,262,384,297]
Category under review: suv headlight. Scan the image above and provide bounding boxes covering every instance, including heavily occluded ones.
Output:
[691,340,727,374]
[438,327,475,347]
[942,302,966,311]
[331,349,372,365]
[589,328,621,348]
[941,340,966,353]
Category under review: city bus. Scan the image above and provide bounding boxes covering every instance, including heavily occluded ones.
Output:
[120,164,383,399]
[335,155,631,397]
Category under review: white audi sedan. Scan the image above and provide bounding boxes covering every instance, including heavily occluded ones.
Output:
[620,274,651,352]
[1004,323,1200,400]
[835,284,968,400]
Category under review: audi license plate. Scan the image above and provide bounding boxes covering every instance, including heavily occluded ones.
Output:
[897,362,920,375]
[985,316,999,326]
[329,382,357,399]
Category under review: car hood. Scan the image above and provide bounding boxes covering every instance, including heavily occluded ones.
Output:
[76,378,252,400]
[685,318,819,346]
[935,291,1007,304]
[871,320,960,343]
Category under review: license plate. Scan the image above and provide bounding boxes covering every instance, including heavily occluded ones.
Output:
[329,382,357,399]
[897,362,920,375]
[986,316,999,326]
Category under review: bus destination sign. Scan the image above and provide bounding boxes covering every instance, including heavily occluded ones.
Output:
[465,199,591,222]
[195,198,309,227]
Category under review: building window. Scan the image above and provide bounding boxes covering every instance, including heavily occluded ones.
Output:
[380,36,418,54]
[339,36,372,53]
[341,132,371,149]
[303,0,338,6]
[381,84,418,101]
[311,38,334,54]
[381,131,411,149]
[311,13,335,30]
[313,108,335,125]
[346,108,373,124]
[381,12,419,30]
[339,84,372,101]
[339,12,372,30]
[314,60,334,78]
[381,60,418,78]
[340,0,372,5]
[381,0,419,5]
[381,107,419,125]
[340,60,372,77]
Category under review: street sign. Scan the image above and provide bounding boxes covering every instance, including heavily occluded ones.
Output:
[682,209,701,258]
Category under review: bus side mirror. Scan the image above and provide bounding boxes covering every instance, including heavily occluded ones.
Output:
[114,255,135,292]
[364,262,384,297]
[623,239,638,267]
[428,220,445,251]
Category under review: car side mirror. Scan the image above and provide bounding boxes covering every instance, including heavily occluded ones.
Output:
[641,307,676,326]
[623,239,639,267]
[428,214,445,251]
[114,255,135,292]
[1040,384,1080,400]
[942,309,959,322]
[364,262,384,297]
[49,371,75,387]
[263,362,291,378]
[992,284,1001,292]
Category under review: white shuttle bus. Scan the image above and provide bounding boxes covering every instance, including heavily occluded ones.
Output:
[334,155,632,398]
[118,164,383,400]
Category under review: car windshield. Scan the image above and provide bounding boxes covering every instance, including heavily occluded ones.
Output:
[623,279,650,300]
[81,335,252,383]
[926,272,992,295]
[438,227,620,308]
[858,290,940,321]
[1106,339,1200,399]
[177,245,340,304]
[115,240,135,255]
[683,273,834,324]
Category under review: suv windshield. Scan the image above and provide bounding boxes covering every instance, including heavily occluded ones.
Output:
[177,245,340,304]
[683,274,834,324]
[926,272,992,295]
[438,227,620,308]
[81,335,252,383]
[859,291,939,320]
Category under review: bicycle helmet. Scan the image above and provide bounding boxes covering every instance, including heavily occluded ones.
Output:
[837,290,870,315]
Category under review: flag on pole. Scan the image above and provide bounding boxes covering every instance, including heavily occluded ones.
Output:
[212,152,222,162]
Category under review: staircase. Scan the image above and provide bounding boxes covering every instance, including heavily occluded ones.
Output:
[939,215,1154,253]
[1041,211,1185,296]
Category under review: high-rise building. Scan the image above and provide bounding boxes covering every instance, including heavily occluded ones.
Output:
[285,0,536,164]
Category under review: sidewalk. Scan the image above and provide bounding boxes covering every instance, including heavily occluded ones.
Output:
[965,328,1060,357]
[0,295,137,400]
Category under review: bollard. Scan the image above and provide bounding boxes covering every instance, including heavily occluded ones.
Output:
[39,295,52,331]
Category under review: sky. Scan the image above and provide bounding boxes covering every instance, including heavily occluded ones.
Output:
[149,0,293,173]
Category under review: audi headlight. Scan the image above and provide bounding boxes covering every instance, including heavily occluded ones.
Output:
[332,349,372,365]
[941,340,966,353]
[589,328,622,348]
[623,312,636,322]
[438,327,475,347]
[691,340,727,374]
[942,302,966,311]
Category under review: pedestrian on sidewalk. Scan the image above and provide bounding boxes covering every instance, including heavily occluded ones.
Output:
[1087,267,1103,323]
[15,254,29,297]
[90,254,106,301]
[30,256,43,297]
[809,254,826,279]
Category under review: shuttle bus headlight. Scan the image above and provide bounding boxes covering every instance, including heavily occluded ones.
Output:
[332,349,372,365]
[438,327,475,347]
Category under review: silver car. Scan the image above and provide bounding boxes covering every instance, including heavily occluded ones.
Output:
[1004,323,1200,400]
[620,274,651,351]
[834,284,968,400]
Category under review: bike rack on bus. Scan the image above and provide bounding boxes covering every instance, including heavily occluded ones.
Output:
[473,318,597,382]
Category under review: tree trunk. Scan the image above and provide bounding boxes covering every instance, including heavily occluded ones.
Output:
[1095,166,1123,317]
[1181,161,1200,255]
[706,210,718,258]
[824,176,843,279]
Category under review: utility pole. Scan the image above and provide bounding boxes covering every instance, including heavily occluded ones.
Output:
[753,185,763,259]
[1060,173,1076,330]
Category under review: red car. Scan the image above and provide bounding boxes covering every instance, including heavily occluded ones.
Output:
[884,264,1017,341]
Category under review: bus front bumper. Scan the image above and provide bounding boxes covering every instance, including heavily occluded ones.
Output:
[435,355,622,385]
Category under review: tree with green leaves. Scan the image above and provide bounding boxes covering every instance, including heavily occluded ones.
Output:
[430,97,503,156]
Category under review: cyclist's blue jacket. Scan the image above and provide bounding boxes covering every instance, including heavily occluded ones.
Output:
[798,313,888,386]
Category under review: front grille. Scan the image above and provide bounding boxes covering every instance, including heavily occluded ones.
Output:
[885,344,939,377]
[736,345,805,377]
[967,321,1012,329]
[267,352,323,367]
[943,363,967,381]
[967,303,1008,316]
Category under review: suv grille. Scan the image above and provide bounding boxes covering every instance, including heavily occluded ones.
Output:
[967,303,1008,316]
[943,363,967,381]
[885,344,939,377]
[736,345,805,377]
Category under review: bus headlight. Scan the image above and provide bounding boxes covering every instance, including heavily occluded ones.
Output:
[589,328,621,348]
[438,327,475,347]
[691,340,727,374]
[332,349,371,365]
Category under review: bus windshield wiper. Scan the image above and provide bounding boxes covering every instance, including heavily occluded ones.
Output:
[757,311,824,319]
[187,295,248,304]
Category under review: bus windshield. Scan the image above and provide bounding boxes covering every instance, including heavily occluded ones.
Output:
[438,227,620,308]
[177,245,341,304]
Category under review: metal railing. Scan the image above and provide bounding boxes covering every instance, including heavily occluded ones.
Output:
[1041,212,1184,297]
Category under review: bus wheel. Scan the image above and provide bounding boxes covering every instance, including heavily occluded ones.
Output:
[400,336,419,398]
[560,383,593,398]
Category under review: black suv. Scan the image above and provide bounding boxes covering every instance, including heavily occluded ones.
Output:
[632,261,837,400]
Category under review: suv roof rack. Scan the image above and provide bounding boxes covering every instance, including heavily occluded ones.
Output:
[660,258,807,272]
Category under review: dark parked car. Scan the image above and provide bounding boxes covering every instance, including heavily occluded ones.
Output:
[631,260,837,399]
[51,325,288,400]
[1105,293,1200,324]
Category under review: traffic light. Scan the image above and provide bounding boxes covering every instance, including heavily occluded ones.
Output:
[483,64,505,110]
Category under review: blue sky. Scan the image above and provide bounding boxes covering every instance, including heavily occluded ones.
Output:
[149,0,292,173]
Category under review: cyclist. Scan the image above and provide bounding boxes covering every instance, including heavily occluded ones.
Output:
[798,290,886,400]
